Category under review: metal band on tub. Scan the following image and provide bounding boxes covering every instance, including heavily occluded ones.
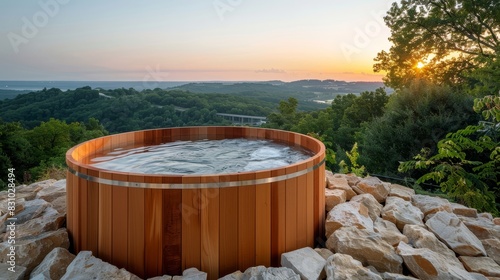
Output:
[67,158,325,189]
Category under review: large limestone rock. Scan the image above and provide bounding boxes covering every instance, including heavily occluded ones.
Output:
[350,194,383,221]
[381,196,424,231]
[380,272,419,280]
[49,195,66,216]
[325,189,346,212]
[0,228,69,275]
[468,273,489,280]
[30,247,75,280]
[10,206,65,241]
[326,226,403,273]
[281,247,326,280]
[325,253,382,280]
[459,256,500,277]
[396,242,476,280]
[35,179,66,203]
[174,267,207,280]
[148,276,173,280]
[240,265,300,280]
[479,212,493,220]
[482,239,500,264]
[426,211,487,256]
[373,218,408,247]
[459,216,500,240]
[61,251,141,280]
[351,177,389,203]
[451,203,478,218]
[0,213,8,234]
[9,199,50,226]
[325,172,357,200]
[325,202,373,238]
[0,196,25,217]
[17,180,56,194]
[388,184,415,201]
[0,263,27,280]
[7,184,37,202]
[403,224,461,266]
[314,248,333,260]
[218,271,243,280]
[412,194,452,217]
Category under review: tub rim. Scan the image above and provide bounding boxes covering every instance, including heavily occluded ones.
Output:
[66,126,325,189]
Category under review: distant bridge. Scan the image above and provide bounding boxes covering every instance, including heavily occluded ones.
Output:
[216,113,267,126]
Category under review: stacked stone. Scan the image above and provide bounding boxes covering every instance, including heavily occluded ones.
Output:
[320,171,500,280]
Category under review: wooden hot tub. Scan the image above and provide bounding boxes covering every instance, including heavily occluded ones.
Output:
[66,126,325,279]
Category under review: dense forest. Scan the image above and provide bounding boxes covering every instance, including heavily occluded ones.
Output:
[0,87,279,132]
[0,0,499,214]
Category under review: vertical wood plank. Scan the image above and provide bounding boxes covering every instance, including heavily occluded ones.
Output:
[78,167,89,251]
[238,174,256,271]
[201,182,220,280]
[98,172,113,263]
[112,177,128,269]
[87,169,100,253]
[145,185,163,278]
[182,177,201,270]
[306,161,315,247]
[296,169,308,248]
[255,171,271,267]
[73,167,81,253]
[219,185,238,276]
[128,181,145,279]
[163,188,182,276]
[271,169,286,267]
[285,166,298,252]
[94,137,105,156]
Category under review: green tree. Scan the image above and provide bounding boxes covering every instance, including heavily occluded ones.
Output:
[399,95,500,214]
[28,118,72,161]
[360,81,476,175]
[336,88,389,150]
[0,120,34,189]
[468,53,500,96]
[374,0,500,90]
[339,143,366,177]
[266,97,300,130]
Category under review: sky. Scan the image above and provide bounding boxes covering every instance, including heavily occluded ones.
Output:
[0,0,396,82]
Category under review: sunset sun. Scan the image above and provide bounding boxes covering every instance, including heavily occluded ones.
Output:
[417,61,425,69]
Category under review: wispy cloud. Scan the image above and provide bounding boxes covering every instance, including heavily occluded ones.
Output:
[255,68,286,74]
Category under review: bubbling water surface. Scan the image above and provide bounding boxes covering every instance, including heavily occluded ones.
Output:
[90,138,313,174]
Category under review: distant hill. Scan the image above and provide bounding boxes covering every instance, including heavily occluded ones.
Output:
[0,87,277,133]
[0,89,31,100]
[173,80,392,108]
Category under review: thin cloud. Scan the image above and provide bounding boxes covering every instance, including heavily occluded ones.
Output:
[255,68,286,74]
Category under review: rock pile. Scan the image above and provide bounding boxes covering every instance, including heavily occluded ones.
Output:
[321,172,500,280]
[0,173,499,280]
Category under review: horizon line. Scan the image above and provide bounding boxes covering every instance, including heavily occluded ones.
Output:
[0,79,386,83]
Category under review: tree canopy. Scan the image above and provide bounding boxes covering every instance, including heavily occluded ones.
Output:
[374,0,500,90]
